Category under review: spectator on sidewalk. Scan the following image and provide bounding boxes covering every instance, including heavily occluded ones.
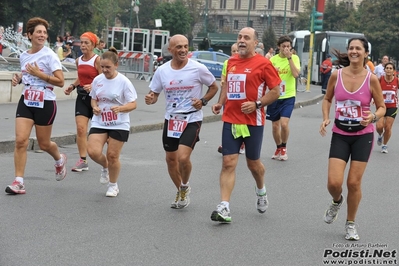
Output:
[320,54,333,94]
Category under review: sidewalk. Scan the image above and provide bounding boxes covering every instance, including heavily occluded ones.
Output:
[0,79,324,153]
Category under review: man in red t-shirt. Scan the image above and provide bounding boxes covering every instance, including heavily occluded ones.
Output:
[320,54,333,94]
[210,27,281,223]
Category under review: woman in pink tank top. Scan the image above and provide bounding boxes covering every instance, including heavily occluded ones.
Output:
[319,37,385,241]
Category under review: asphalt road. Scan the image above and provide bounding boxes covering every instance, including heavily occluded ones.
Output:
[1,102,398,266]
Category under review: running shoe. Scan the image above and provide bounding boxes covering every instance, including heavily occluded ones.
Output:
[279,148,288,161]
[177,185,191,208]
[256,190,269,213]
[381,145,388,154]
[324,196,345,224]
[345,221,360,241]
[71,158,89,172]
[217,146,222,153]
[105,185,119,197]
[171,191,180,209]
[271,147,281,160]
[100,168,109,184]
[55,154,67,181]
[5,180,26,194]
[377,135,383,146]
[211,203,232,223]
[239,143,245,154]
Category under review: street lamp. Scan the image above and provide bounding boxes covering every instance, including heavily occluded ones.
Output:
[204,0,208,33]
[260,5,267,33]
[283,0,287,34]
[246,0,252,27]
[130,0,140,28]
[129,0,133,28]
[266,8,272,29]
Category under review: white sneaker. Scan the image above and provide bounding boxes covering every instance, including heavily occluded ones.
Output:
[55,154,67,181]
[345,221,360,241]
[239,143,245,154]
[100,168,109,184]
[106,185,119,197]
[177,186,191,208]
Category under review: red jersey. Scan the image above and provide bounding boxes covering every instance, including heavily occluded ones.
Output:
[222,54,281,126]
[320,59,332,74]
[380,76,399,109]
[77,54,99,86]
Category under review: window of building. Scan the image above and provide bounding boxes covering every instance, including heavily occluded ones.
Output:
[252,0,256,10]
[234,0,241,9]
[219,0,226,9]
[267,0,274,9]
[234,20,239,29]
[219,19,224,29]
[290,0,299,11]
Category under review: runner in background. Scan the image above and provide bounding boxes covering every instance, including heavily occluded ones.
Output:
[64,32,101,172]
[376,62,398,154]
[87,47,138,197]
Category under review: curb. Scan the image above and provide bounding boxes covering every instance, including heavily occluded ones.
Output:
[0,96,324,154]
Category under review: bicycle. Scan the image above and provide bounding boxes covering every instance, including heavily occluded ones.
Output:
[297,74,307,92]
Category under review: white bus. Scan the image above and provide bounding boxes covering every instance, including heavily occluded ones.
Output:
[287,30,311,75]
[302,31,371,84]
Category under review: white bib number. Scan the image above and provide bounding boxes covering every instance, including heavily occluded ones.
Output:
[279,81,286,96]
[336,100,363,121]
[167,114,190,138]
[383,91,396,104]
[100,107,121,126]
[227,74,246,100]
[23,86,45,108]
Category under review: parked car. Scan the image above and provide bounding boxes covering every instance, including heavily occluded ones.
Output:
[187,51,230,78]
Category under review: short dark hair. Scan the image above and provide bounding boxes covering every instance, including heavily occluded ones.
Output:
[277,35,292,46]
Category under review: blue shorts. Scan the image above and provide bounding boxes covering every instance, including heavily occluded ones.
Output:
[266,97,295,121]
[221,122,264,160]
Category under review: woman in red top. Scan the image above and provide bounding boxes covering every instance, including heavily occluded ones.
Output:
[376,62,398,153]
[64,32,101,172]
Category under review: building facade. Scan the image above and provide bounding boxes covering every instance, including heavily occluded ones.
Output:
[194,0,362,37]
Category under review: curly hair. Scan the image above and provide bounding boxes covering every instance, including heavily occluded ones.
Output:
[26,17,49,36]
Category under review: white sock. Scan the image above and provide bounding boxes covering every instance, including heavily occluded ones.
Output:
[15,177,24,184]
[221,201,229,209]
[109,182,117,188]
[55,157,63,165]
[181,182,189,187]
[102,168,108,173]
[256,186,266,195]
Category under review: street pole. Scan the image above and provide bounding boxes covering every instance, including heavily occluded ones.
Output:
[130,0,133,28]
[283,0,287,34]
[205,0,208,33]
[247,0,252,27]
[306,7,315,92]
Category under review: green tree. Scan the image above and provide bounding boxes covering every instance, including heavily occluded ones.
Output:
[323,2,351,31]
[184,0,204,43]
[152,0,192,36]
[293,1,312,31]
[262,25,277,50]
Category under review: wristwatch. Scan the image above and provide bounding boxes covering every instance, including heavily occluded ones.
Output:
[200,98,208,106]
[255,100,262,109]
[371,113,378,123]
[287,57,292,60]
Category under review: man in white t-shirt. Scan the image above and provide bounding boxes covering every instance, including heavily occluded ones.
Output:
[145,34,218,209]
[374,55,389,78]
